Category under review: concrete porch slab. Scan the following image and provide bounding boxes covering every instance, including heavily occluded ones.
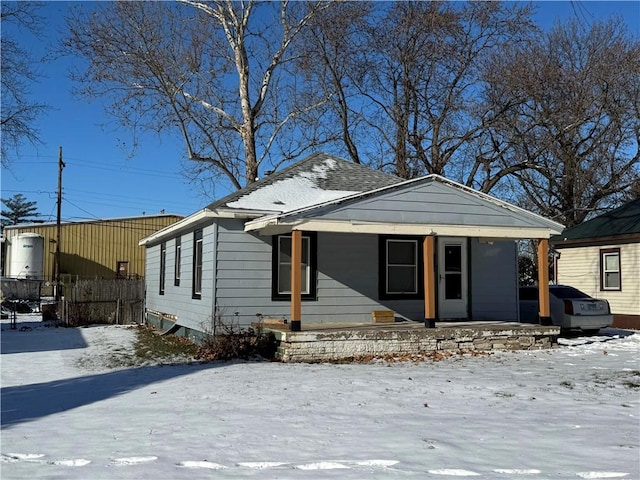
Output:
[260,321,560,363]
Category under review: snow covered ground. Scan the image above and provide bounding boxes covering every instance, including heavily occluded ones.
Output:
[1,314,639,480]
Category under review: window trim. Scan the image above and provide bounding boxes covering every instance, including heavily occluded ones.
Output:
[159,242,166,295]
[379,235,424,300]
[271,232,317,301]
[600,247,621,291]
[192,229,203,299]
[174,237,181,287]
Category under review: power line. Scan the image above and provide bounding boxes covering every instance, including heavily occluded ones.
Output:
[6,155,183,178]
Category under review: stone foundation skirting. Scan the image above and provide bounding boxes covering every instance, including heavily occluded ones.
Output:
[271,324,560,363]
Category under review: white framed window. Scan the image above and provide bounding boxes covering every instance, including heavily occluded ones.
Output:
[192,230,203,299]
[174,237,181,286]
[386,239,418,295]
[272,233,317,300]
[159,242,166,295]
[379,236,423,299]
[600,248,621,291]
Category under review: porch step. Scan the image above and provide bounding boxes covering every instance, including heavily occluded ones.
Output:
[371,310,395,323]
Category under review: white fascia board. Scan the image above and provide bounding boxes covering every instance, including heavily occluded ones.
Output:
[139,209,215,246]
[247,218,562,239]
[139,207,273,246]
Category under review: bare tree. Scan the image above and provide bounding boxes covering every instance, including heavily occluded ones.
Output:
[295,2,374,165]
[299,2,535,181]
[484,17,640,227]
[65,0,329,190]
[0,1,48,167]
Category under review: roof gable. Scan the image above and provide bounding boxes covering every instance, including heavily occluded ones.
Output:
[207,152,401,213]
[310,178,561,230]
[552,198,640,243]
[246,175,564,238]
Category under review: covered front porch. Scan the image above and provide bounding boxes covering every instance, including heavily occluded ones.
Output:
[244,174,565,337]
[259,319,560,363]
[281,232,555,332]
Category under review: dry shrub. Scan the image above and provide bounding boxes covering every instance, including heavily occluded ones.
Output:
[196,323,277,361]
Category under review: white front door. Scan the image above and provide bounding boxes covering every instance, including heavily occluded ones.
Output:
[438,237,468,319]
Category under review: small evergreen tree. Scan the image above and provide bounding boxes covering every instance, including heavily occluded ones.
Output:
[1,193,40,227]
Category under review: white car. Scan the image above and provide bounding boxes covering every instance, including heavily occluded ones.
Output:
[519,285,613,334]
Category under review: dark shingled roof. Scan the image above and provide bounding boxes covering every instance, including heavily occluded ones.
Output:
[206,152,402,211]
[552,198,640,242]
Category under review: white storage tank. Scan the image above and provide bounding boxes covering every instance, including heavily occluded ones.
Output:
[8,233,45,279]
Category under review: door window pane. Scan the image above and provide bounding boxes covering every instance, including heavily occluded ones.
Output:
[443,243,463,299]
[445,274,462,299]
[444,245,462,272]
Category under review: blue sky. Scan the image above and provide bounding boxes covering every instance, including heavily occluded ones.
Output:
[1,1,639,223]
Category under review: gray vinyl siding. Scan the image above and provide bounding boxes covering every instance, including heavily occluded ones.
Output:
[144,222,216,331]
[316,233,424,321]
[149,219,520,331]
[470,239,518,321]
[313,181,553,229]
[215,218,276,321]
[214,224,424,326]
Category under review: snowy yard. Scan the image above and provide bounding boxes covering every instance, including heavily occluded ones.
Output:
[1,315,639,480]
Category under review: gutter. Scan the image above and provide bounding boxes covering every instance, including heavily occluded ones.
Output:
[138,207,278,246]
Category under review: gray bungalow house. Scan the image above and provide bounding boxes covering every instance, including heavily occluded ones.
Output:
[139,153,564,337]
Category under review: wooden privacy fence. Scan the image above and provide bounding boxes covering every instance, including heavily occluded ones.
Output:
[61,279,145,326]
[1,278,42,301]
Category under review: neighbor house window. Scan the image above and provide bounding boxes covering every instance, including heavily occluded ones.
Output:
[600,248,621,291]
[379,236,423,299]
[192,230,203,299]
[272,233,317,301]
[174,237,181,286]
[159,242,166,295]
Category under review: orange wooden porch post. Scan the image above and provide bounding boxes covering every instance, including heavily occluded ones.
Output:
[290,230,302,332]
[423,235,437,328]
[537,238,552,326]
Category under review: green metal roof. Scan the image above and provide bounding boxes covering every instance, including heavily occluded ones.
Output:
[551,198,640,242]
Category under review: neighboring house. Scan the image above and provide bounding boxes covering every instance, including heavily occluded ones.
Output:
[551,198,640,329]
[3,214,183,282]
[139,153,563,337]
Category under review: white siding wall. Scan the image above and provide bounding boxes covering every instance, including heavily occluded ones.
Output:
[556,243,640,315]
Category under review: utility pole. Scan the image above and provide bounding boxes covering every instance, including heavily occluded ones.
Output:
[55,146,65,301]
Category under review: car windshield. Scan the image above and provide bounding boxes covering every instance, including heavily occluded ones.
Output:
[550,286,589,299]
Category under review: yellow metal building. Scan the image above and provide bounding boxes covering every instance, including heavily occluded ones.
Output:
[2,214,182,281]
